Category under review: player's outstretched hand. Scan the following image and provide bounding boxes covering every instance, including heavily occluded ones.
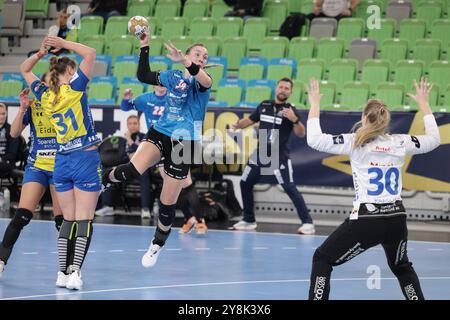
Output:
[407,77,433,114]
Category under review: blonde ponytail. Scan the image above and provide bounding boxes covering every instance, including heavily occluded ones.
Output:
[47,56,77,106]
[353,99,391,149]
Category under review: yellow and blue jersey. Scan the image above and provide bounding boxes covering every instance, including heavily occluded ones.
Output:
[23,99,57,172]
[30,69,100,154]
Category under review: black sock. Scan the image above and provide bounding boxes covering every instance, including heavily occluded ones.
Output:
[0,208,33,264]
[54,215,64,231]
[58,220,77,274]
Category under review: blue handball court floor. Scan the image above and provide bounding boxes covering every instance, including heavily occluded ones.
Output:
[0,219,449,300]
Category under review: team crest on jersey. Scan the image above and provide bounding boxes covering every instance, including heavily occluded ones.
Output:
[34,82,46,92]
[332,135,344,144]
[175,79,187,91]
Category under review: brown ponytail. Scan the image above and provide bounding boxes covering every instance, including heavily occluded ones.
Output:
[48,56,77,106]
[353,99,391,149]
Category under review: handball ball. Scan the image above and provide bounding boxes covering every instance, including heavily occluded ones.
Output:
[128,16,149,38]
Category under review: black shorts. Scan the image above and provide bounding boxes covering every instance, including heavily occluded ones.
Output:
[143,128,200,180]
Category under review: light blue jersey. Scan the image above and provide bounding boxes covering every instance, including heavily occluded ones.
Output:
[153,70,211,141]
[120,92,166,129]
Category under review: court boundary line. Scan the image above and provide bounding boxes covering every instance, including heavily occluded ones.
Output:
[2,276,450,300]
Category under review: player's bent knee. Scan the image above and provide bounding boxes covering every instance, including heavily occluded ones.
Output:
[113,162,141,182]
[11,208,33,230]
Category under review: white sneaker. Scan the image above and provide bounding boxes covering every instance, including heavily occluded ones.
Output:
[141,242,161,268]
[95,206,114,217]
[298,223,316,235]
[66,270,83,290]
[0,260,4,278]
[56,271,69,287]
[141,208,151,219]
[231,220,257,230]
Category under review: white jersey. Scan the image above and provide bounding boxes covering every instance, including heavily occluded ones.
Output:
[307,115,440,205]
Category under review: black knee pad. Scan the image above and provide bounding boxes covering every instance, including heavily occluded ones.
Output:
[113,162,141,182]
[11,208,33,230]
[59,220,77,240]
[76,220,93,238]
[54,215,64,231]
[158,203,176,227]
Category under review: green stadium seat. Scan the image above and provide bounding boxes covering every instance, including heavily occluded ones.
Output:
[182,0,209,20]
[366,18,396,48]
[416,1,442,29]
[245,83,273,104]
[150,56,172,71]
[361,59,391,93]
[215,17,243,38]
[266,58,296,81]
[88,84,115,104]
[221,37,247,71]
[260,36,289,60]
[288,0,302,13]
[211,0,232,19]
[160,17,187,38]
[147,35,164,56]
[25,0,48,19]
[238,57,268,82]
[154,0,181,18]
[262,0,289,34]
[317,81,337,109]
[428,60,450,93]
[340,82,370,110]
[296,58,325,83]
[117,82,145,104]
[243,17,270,53]
[113,56,138,84]
[127,1,154,17]
[147,17,159,36]
[430,19,450,54]
[0,80,23,101]
[78,16,104,42]
[196,36,221,56]
[300,0,314,14]
[189,17,215,38]
[403,82,440,111]
[104,16,129,44]
[288,37,315,61]
[206,56,227,92]
[32,59,49,75]
[380,39,409,67]
[336,18,365,50]
[216,79,245,106]
[82,35,105,54]
[288,80,304,106]
[316,38,345,69]
[167,36,194,53]
[107,35,135,61]
[395,60,425,92]
[413,38,441,71]
[374,82,405,109]
[441,84,450,112]
[399,19,427,52]
[328,59,358,94]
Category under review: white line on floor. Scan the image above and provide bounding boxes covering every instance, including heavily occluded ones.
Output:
[22,252,38,255]
[253,247,268,250]
[108,250,124,253]
[3,277,450,300]
[223,247,240,250]
[282,247,297,250]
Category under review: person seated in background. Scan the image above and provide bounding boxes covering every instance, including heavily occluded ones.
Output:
[95,115,154,219]
[0,103,20,181]
[85,0,128,22]
[224,0,264,20]
[28,9,77,57]
[308,0,360,21]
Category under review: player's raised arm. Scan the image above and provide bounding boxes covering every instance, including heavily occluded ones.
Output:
[404,77,441,154]
[20,38,48,87]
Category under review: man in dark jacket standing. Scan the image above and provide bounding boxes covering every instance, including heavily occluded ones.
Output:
[0,103,20,178]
